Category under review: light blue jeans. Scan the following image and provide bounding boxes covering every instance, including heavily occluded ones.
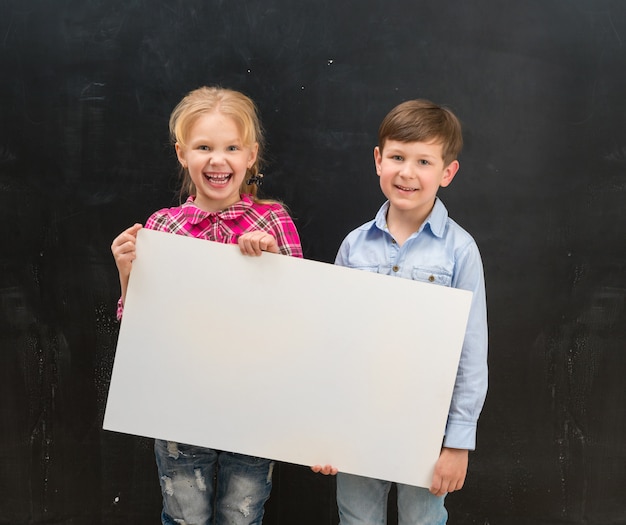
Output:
[337,473,447,525]
[155,440,274,525]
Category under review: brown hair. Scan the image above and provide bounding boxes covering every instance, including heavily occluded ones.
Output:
[169,86,268,202]
[378,99,463,166]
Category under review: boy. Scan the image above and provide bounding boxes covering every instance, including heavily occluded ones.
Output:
[318,99,488,524]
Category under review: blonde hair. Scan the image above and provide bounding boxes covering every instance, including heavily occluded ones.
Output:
[169,86,269,202]
[378,99,463,166]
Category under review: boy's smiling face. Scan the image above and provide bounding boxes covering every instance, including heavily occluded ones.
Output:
[375,139,459,224]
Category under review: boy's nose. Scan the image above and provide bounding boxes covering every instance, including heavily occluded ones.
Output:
[399,165,416,178]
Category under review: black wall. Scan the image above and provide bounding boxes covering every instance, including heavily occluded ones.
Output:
[1,1,625,524]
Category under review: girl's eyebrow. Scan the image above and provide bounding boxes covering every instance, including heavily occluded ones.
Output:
[189,136,244,145]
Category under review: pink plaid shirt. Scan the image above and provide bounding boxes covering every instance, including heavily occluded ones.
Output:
[117,194,302,319]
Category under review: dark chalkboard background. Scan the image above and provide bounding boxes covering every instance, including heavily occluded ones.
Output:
[1,1,625,524]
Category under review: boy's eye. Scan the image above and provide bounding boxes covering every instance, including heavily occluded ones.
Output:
[391,155,404,161]
[418,159,430,165]
[198,145,210,151]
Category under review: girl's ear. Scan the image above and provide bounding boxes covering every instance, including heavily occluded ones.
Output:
[247,142,259,169]
[175,142,187,168]
[440,160,459,188]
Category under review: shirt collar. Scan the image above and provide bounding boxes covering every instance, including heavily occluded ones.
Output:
[372,197,449,238]
[181,194,254,225]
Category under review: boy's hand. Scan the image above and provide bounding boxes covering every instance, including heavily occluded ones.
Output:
[238,231,279,256]
[429,447,468,497]
[311,465,338,475]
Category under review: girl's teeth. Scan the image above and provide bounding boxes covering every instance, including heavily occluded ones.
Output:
[206,174,231,182]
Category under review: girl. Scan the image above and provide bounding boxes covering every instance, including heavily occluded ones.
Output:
[111,86,302,525]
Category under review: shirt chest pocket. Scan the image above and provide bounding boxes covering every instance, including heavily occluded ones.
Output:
[352,265,381,274]
[411,268,452,287]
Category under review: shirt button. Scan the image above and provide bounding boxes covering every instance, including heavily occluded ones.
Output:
[392,265,399,272]
[428,275,435,282]
[392,239,397,244]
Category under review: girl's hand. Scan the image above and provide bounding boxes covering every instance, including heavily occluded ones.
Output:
[111,223,143,299]
[311,465,338,475]
[238,231,279,256]
[111,223,143,275]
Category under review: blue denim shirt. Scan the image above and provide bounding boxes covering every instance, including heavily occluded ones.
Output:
[335,198,488,450]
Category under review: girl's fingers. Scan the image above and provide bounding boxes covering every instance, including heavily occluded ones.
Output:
[238,232,278,256]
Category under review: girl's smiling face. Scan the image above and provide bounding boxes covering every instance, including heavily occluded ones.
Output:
[175,111,258,213]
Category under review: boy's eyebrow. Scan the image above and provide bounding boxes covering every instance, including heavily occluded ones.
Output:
[385,147,439,160]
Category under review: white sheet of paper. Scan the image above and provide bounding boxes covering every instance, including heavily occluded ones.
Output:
[103,228,472,488]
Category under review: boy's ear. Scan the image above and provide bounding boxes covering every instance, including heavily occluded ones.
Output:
[374,146,382,176]
[440,160,459,188]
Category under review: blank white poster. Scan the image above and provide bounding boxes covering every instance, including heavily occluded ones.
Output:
[103,228,472,488]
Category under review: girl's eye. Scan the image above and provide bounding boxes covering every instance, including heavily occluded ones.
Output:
[198,145,210,151]
[228,145,239,151]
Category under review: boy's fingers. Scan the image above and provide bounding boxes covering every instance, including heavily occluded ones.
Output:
[311,464,338,476]
[429,474,442,495]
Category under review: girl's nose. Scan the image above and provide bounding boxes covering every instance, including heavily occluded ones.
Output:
[209,152,226,165]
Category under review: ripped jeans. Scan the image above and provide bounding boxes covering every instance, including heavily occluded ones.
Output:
[155,440,274,525]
